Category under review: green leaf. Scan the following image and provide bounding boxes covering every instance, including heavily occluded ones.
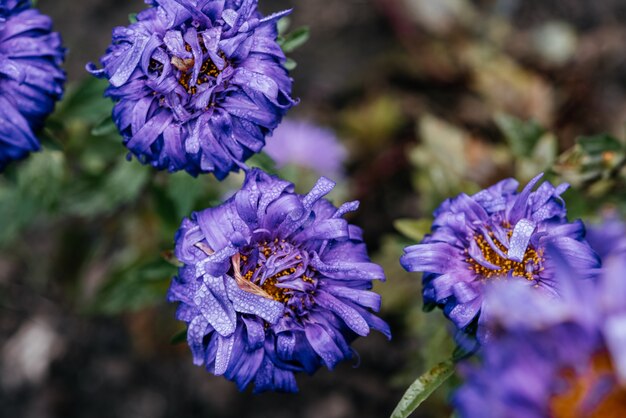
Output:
[246,151,277,173]
[393,218,432,242]
[89,258,176,314]
[284,58,297,71]
[91,115,118,137]
[170,328,187,345]
[390,360,455,418]
[129,13,138,24]
[494,113,545,158]
[17,150,65,208]
[54,78,112,124]
[0,189,22,244]
[165,171,206,219]
[277,16,291,35]
[279,26,310,53]
[576,134,623,155]
[64,159,150,217]
[0,149,67,243]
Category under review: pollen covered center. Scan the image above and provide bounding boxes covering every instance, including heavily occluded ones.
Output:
[550,351,626,418]
[173,43,226,95]
[466,229,543,281]
[232,239,316,306]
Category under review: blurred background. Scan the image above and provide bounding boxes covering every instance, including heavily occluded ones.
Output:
[2,0,626,417]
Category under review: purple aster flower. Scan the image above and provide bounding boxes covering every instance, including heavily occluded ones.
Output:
[264,119,348,178]
[0,0,65,170]
[454,248,626,418]
[400,173,600,340]
[587,214,626,263]
[87,0,297,180]
[167,168,390,392]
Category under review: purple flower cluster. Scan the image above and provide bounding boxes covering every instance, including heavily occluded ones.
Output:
[454,223,626,418]
[88,0,296,179]
[7,0,624,406]
[400,173,600,341]
[0,0,65,170]
[168,169,390,392]
[87,0,385,394]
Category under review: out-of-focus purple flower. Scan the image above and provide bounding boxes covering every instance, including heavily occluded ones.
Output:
[88,0,296,180]
[587,214,626,262]
[454,247,626,418]
[168,168,390,392]
[0,0,65,170]
[264,119,347,178]
[400,173,600,340]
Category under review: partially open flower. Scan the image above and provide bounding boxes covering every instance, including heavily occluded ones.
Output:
[88,0,296,179]
[0,0,65,170]
[400,173,600,340]
[168,169,390,392]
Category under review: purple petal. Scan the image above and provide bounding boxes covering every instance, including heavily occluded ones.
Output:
[304,323,343,369]
[507,218,536,262]
[507,173,543,222]
[214,334,235,376]
[224,276,284,323]
[187,315,210,365]
[195,276,237,336]
[316,292,370,336]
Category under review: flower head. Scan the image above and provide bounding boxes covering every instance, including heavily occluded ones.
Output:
[454,246,626,418]
[0,0,65,170]
[168,168,390,392]
[88,0,296,180]
[400,173,600,340]
[264,119,347,178]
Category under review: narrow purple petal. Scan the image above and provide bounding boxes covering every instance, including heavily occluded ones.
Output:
[195,276,237,336]
[214,334,235,376]
[507,219,536,262]
[316,292,370,336]
[304,323,343,369]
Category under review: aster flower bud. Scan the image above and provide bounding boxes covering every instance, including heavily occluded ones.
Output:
[88,0,297,180]
[168,168,390,392]
[0,0,66,170]
[400,173,600,341]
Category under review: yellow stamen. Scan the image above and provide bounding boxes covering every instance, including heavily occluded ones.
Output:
[466,229,542,281]
[175,45,226,95]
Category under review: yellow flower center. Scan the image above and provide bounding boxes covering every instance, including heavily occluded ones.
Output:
[230,240,315,304]
[466,230,543,281]
[177,56,222,95]
[173,43,226,95]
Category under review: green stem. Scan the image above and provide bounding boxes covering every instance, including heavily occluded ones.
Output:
[390,359,456,418]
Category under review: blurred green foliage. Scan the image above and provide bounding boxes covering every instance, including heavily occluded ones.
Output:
[277,17,310,70]
[0,78,230,314]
